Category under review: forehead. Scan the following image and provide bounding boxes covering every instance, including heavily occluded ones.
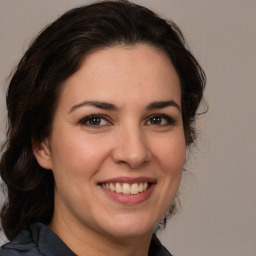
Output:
[58,44,181,111]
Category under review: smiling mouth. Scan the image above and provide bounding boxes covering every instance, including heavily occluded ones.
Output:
[99,182,152,195]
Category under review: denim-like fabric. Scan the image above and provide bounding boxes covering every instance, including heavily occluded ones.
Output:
[0,223,172,256]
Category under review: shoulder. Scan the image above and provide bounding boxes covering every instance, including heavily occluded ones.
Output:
[0,223,76,256]
[149,234,173,256]
[0,247,40,256]
[0,227,41,256]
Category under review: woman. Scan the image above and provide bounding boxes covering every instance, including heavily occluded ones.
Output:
[0,1,205,255]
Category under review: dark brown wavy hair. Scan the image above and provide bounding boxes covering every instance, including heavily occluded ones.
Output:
[0,0,206,241]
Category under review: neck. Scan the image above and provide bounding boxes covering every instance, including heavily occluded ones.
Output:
[49,212,153,256]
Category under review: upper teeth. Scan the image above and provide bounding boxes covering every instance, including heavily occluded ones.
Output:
[102,182,148,195]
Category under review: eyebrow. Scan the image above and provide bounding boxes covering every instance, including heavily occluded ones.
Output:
[68,100,118,113]
[146,100,180,111]
[68,99,180,113]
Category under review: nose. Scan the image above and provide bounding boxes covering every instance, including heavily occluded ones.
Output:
[111,125,152,169]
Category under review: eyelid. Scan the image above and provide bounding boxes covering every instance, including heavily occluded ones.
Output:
[78,114,112,127]
[77,113,177,128]
[146,113,177,125]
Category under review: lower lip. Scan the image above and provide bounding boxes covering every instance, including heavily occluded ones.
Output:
[101,185,155,205]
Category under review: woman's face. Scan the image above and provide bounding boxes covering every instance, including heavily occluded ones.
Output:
[36,44,186,240]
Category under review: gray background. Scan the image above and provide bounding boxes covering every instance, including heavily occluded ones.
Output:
[0,0,255,255]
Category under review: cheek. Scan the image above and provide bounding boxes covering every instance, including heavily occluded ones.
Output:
[50,130,112,181]
[150,134,185,216]
[153,133,186,175]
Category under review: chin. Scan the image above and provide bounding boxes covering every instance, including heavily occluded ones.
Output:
[100,214,156,239]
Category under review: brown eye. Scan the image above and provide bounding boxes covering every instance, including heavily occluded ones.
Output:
[146,114,177,126]
[88,117,102,125]
[79,115,110,126]
[149,116,162,125]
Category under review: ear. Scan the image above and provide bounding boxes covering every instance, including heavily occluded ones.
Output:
[32,138,53,170]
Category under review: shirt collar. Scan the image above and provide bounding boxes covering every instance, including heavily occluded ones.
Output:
[4,223,172,256]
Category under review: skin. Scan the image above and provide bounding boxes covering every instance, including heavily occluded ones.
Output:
[34,44,186,256]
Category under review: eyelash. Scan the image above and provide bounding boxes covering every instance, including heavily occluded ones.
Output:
[146,114,177,126]
[78,113,177,128]
[78,114,111,127]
